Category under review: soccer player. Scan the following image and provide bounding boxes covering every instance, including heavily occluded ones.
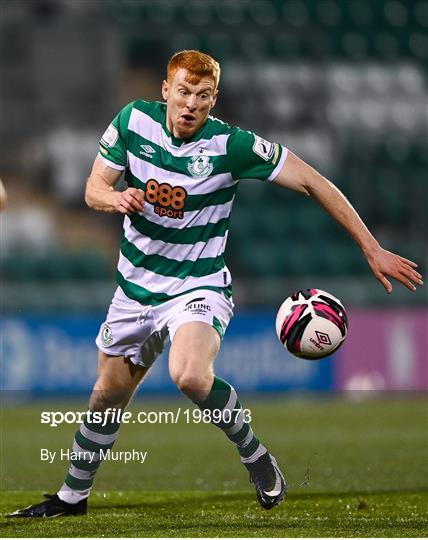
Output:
[8,50,423,518]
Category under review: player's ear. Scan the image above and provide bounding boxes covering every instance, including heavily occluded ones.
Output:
[211,89,219,109]
[161,80,169,101]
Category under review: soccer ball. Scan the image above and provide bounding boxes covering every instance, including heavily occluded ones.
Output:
[275,289,348,360]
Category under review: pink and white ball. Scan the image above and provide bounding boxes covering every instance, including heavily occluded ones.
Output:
[275,289,348,360]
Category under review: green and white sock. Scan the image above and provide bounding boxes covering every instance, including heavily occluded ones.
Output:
[194,376,267,464]
[58,411,120,504]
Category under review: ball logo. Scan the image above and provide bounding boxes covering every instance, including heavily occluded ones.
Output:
[187,151,213,178]
[315,331,332,345]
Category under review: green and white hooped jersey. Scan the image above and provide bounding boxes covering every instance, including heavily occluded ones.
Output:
[98,100,288,306]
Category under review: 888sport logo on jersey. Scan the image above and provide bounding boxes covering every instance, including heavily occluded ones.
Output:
[145,178,188,219]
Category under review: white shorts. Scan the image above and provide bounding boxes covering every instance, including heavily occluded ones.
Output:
[96,287,234,367]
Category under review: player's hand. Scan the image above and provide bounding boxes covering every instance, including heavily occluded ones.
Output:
[114,188,145,215]
[366,247,424,293]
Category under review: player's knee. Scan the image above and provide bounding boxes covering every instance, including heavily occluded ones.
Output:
[89,386,132,412]
[172,370,211,398]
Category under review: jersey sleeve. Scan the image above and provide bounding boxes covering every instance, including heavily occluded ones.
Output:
[98,101,135,170]
[227,128,288,181]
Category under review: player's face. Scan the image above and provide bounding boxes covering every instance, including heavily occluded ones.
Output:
[162,68,218,140]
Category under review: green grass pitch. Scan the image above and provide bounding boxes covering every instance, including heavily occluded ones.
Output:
[1,395,427,537]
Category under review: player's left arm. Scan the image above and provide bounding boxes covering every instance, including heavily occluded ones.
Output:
[273,151,424,293]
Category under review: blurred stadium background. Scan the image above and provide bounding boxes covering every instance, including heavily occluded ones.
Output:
[1,1,427,395]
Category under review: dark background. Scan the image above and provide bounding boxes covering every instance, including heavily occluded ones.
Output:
[1,0,427,311]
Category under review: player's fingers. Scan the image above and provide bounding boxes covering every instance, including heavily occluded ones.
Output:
[398,256,418,268]
[122,193,144,212]
[406,271,423,286]
[117,199,134,215]
[129,193,145,210]
[117,206,131,215]
[403,278,417,291]
[125,189,145,208]
[398,262,424,285]
[127,199,144,212]
[392,269,418,291]
[127,187,145,201]
[399,270,423,290]
[376,273,393,294]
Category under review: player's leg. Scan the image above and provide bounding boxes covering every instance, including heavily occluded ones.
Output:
[57,351,149,504]
[169,322,267,461]
[7,352,149,518]
[7,288,165,518]
[169,321,286,510]
[169,321,218,401]
[55,289,166,508]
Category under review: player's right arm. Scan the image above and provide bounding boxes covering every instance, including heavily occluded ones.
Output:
[228,128,422,294]
[85,156,145,215]
[273,151,423,293]
[85,101,145,215]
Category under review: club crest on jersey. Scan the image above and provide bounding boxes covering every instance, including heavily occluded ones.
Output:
[187,150,213,178]
[101,323,113,347]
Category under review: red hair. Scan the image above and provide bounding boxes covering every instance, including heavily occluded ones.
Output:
[167,50,221,89]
